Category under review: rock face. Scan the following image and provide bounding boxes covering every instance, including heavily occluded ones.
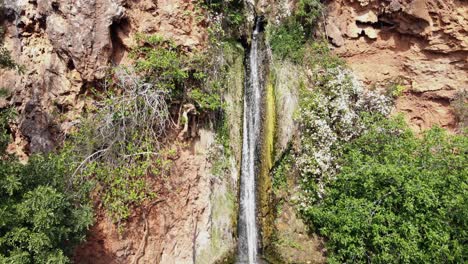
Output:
[1,1,238,264]
[325,0,467,132]
[0,0,207,154]
[74,132,238,264]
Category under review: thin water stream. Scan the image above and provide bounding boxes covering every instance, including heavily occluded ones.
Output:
[238,19,262,264]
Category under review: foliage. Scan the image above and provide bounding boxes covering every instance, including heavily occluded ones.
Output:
[70,69,172,225]
[271,151,293,193]
[303,41,344,70]
[384,78,407,98]
[267,19,306,63]
[189,88,223,111]
[202,0,246,28]
[0,110,93,264]
[71,34,227,225]
[296,67,392,200]
[0,46,16,70]
[295,0,323,36]
[130,35,189,97]
[451,89,467,129]
[0,108,15,153]
[130,34,223,113]
[0,0,18,71]
[301,117,468,263]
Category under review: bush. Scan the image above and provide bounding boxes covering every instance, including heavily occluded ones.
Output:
[296,0,323,36]
[0,111,93,263]
[301,117,468,263]
[295,67,392,200]
[268,19,306,63]
[70,68,172,225]
[202,0,246,28]
[130,34,223,113]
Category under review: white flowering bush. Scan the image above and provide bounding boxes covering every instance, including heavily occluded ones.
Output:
[295,66,392,206]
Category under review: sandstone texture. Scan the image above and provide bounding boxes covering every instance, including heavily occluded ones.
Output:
[0,0,206,154]
[74,131,238,264]
[325,0,467,132]
[1,1,238,264]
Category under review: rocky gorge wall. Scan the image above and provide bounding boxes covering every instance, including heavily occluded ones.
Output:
[1,0,242,263]
[0,0,207,157]
[325,0,467,132]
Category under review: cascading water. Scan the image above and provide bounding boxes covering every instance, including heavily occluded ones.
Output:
[238,19,262,264]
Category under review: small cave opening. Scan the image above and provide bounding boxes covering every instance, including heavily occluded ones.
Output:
[67,58,75,71]
[110,17,130,66]
[51,2,60,12]
[356,16,395,30]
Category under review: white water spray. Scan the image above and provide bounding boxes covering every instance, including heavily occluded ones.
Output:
[238,20,262,264]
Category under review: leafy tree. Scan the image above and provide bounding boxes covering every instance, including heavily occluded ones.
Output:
[301,116,468,263]
[0,109,93,263]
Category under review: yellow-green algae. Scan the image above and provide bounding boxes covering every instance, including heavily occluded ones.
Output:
[258,76,276,253]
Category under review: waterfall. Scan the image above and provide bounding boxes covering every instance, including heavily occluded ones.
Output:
[238,20,262,264]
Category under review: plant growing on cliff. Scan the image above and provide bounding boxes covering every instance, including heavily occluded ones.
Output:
[267,19,306,63]
[130,34,223,114]
[0,110,93,263]
[0,1,17,71]
[296,0,323,34]
[296,66,392,201]
[302,117,468,263]
[71,34,228,224]
[70,68,172,225]
[202,0,246,30]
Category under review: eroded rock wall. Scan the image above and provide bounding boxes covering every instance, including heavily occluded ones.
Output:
[325,0,467,132]
[0,0,207,155]
[74,131,239,264]
[1,1,242,263]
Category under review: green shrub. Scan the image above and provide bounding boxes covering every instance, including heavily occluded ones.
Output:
[189,88,223,111]
[202,0,246,28]
[70,74,172,225]
[0,108,15,153]
[268,19,306,63]
[271,151,293,193]
[296,0,323,36]
[301,117,468,263]
[295,67,392,200]
[0,110,93,263]
[130,34,224,113]
[130,34,189,97]
[303,41,344,70]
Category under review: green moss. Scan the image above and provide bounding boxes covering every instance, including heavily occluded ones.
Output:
[258,79,276,251]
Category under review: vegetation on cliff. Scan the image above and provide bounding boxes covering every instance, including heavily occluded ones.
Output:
[0,112,93,263]
[265,1,468,262]
[1,7,93,262]
[304,117,467,263]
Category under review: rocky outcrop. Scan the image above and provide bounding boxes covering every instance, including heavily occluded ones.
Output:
[325,0,467,131]
[0,0,207,154]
